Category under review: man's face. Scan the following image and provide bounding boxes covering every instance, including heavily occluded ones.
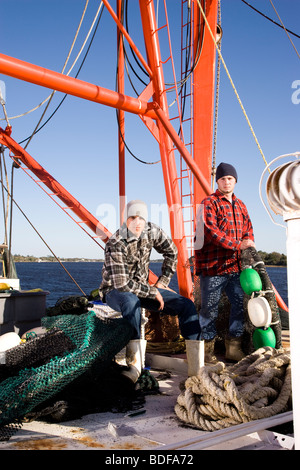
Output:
[217,175,236,195]
[126,216,146,237]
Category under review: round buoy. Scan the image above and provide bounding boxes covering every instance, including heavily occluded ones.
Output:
[240,268,262,295]
[247,296,272,328]
[253,327,276,349]
[0,332,21,352]
[0,282,11,291]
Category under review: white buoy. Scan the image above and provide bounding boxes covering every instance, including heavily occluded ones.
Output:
[0,332,21,352]
[0,332,21,364]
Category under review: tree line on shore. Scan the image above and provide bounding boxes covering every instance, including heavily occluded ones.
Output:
[257,251,287,266]
[13,251,287,266]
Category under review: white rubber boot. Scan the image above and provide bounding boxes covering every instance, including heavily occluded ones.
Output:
[122,339,147,384]
[185,340,204,377]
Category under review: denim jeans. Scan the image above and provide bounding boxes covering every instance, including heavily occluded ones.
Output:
[105,288,201,340]
[199,273,244,340]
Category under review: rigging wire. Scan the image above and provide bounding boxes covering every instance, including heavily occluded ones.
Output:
[17,4,104,146]
[122,0,204,94]
[115,0,160,166]
[124,0,149,82]
[0,3,105,283]
[269,0,300,60]
[0,0,91,124]
[0,159,87,296]
[241,0,300,40]
[177,0,205,136]
[23,1,104,149]
[196,0,269,171]
[113,0,205,159]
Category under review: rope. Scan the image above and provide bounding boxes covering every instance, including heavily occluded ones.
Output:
[23,0,98,149]
[175,347,291,431]
[269,0,300,61]
[241,0,300,40]
[0,1,104,123]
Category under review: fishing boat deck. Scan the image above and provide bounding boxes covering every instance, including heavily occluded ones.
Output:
[0,335,294,451]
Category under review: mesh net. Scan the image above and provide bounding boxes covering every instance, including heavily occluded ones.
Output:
[0,311,133,441]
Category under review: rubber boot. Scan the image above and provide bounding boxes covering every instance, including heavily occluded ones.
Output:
[185,340,204,376]
[122,339,147,384]
[225,336,245,362]
[204,338,218,364]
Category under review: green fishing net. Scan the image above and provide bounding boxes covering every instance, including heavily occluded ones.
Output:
[0,311,133,441]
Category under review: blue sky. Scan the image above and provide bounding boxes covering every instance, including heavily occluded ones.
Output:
[1,0,299,259]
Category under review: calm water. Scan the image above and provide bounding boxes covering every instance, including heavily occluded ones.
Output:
[15,262,288,309]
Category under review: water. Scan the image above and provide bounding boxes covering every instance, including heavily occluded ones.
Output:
[15,262,288,309]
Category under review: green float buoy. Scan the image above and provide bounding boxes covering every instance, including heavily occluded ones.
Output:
[240,268,263,295]
[253,327,276,349]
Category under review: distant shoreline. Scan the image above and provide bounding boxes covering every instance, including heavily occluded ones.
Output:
[13,259,286,267]
[13,254,287,267]
[14,258,163,263]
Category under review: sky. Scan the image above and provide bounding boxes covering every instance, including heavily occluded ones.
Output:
[0,0,299,260]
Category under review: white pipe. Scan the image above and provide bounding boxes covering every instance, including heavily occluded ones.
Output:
[264,158,300,450]
[284,211,300,450]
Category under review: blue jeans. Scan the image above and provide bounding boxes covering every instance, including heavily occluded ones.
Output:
[105,288,201,340]
[199,273,244,340]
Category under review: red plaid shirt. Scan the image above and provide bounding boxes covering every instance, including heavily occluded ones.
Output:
[195,189,254,276]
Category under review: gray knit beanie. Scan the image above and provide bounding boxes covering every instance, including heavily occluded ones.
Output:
[125,200,148,221]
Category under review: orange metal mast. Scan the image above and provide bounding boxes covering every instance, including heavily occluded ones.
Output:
[138,0,194,298]
[117,0,126,225]
[193,0,218,206]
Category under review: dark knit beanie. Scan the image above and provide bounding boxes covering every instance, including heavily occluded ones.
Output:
[216,162,238,182]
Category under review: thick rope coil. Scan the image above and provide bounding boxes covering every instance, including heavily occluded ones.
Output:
[175,347,291,431]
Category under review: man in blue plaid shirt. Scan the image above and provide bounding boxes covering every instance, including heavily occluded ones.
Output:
[195,163,255,363]
[99,199,201,383]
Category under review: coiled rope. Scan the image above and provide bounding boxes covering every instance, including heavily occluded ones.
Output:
[175,346,291,431]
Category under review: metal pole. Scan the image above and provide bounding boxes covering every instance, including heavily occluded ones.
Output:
[0,53,157,119]
[139,0,194,298]
[117,0,126,226]
[284,211,300,450]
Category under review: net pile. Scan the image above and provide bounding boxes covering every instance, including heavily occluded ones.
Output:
[0,311,133,441]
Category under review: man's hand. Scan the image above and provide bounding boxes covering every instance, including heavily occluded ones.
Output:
[155,289,164,311]
[240,239,256,250]
[155,281,176,293]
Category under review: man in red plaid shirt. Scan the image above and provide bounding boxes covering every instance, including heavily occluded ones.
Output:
[195,162,255,363]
